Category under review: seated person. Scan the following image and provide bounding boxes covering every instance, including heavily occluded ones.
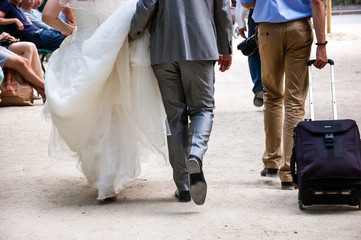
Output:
[21,0,52,30]
[33,0,44,11]
[0,0,73,51]
[32,0,45,24]
[0,32,45,101]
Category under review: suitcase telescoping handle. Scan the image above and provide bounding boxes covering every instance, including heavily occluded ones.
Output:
[307,59,337,120]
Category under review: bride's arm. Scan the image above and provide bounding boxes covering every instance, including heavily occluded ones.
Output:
[42,0,75,36]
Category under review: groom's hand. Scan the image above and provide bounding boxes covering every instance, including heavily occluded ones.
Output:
[218,55,232,72]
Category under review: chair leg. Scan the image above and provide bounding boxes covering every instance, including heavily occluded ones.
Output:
[41,54,46,73]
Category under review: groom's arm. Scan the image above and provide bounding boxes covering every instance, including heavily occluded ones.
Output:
[129,0,157,41]
[214,0,233,56]
[214,0,233,72]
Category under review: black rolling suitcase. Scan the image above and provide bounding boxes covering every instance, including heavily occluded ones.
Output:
[291,59,361,210]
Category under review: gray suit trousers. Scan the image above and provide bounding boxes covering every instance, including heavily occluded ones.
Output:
[152,60,215,191]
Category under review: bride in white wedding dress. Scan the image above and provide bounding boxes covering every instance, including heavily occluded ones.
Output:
[42,0,168,200]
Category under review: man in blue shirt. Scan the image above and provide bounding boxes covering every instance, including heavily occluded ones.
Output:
[241,0,328,189]
[0,0,65,51]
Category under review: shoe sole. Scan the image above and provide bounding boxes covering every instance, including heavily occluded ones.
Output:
[187,159,207,205]
[99,196,117,202]
[253,97,263,107]
[174,191,191,202]
[253,91,264,107]
[281,186,297,190]
[178,198,191,202]
[281,184,298,190]
[261,173,278,178]
[190,181,207,205]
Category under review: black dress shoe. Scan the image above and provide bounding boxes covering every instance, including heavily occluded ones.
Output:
[260,167,278,177]
[281,182,298,190]
[175,190,191,202]
[186,155,207,205]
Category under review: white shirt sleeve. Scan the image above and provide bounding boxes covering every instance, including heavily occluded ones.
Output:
[235,0,248,29]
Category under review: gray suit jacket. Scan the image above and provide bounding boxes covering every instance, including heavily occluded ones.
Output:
[129,0,233,65]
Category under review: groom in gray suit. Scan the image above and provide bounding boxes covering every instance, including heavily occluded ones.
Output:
[129,0,233,205]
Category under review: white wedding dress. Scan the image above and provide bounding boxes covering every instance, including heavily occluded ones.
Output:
[43,0,168,200]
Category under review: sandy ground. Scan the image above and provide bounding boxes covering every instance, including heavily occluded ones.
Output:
[1,15,361,240]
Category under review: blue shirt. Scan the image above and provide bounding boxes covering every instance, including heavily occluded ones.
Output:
[0,1,40,41]
[240,0,313,23]
[24,9,52,30]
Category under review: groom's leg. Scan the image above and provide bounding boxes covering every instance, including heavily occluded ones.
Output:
[152,63,190,192]
[178,60,215,205]
[179,60,216,160]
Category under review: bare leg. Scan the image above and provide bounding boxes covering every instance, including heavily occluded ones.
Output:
[4,55,46,100]
[8,42,44,80]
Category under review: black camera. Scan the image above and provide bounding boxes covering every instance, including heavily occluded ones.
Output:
[0,38,20,47]
[237,34,258,56]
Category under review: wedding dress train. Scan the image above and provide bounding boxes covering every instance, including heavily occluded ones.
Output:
[43,0,168,200]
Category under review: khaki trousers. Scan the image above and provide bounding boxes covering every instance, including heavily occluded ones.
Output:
[257,18,313,182]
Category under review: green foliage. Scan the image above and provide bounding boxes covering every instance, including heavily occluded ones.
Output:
[332,0,361,5]
[38,0,47,12]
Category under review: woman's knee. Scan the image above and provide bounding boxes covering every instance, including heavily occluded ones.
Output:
[8,41,36,55]
[28,42,38,53]
[11,56,30,71]
[21,42,38,55]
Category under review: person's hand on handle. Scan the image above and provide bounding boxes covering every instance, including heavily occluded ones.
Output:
[311,0,328,69]
[218,55,232,72]
[313,45,327,69]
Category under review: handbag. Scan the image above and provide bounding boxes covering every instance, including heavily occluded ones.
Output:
[0,69,33,106]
